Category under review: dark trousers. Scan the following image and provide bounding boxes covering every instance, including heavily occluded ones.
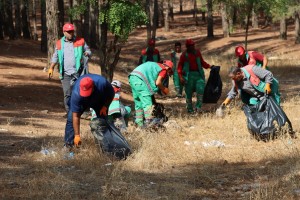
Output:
[61,74,72,112]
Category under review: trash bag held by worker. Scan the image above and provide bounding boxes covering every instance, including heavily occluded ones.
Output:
[152,95,168,123]
[90,118,132,159]
[243,95,294,141]
[203,66,222,103]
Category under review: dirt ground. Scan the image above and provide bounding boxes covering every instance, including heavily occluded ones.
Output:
[1,12,300,199]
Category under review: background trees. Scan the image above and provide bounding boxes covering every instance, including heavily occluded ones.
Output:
[0,0,299,79]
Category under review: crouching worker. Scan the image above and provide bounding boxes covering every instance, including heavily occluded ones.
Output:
[64,74,114,148]
[222,65,280,107]
[128,60,173,128]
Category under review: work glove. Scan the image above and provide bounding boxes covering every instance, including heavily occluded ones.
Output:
[265,83,271,94]
[99,106,108,116]
[222,98,231,106]
[48,68,53,78]
[74,135,81,147]
[161,87,169,95]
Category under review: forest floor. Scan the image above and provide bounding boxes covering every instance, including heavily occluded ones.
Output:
[1,11,300,200]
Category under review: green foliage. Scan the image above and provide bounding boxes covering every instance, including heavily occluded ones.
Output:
[99,0,147,41]
[68,1,88,20]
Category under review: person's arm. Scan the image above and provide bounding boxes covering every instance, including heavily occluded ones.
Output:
[83,42,92,57]
[198,50,211,69]
[100,82,115,116]
[262,55,268,69]
[251,51,268,69]
[177,53,186,84]
[48,49,58,77]
[252,66,273,83]
[73,112,81,136]
[155,73,169,95]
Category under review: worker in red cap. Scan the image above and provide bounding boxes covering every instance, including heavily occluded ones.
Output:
[138,38,161,65]
[48,23,92,116]
[235,46,269,69]
[64,74,114,148]
[128,60,173,128]
[177,39,215,114]
[170,41,184,98]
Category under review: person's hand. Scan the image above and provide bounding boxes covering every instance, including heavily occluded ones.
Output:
[100,106,108,116]
[265,83,271,94]
[48,68,53,78]
[162,87,169,95]
[74,135,81,147]
[222,98,231,106]
[180,77,185,85]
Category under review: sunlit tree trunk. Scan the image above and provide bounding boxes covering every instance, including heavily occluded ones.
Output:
[32,0,38,40]
[252,8,258,29]
[295,11,300,44]
[279,17,287,40]
[221,2,229,37]
[146,0,158,40]
[164,0,169,31]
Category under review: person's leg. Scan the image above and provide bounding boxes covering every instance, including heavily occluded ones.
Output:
[173,72,183,97]
[195,74,205,110]
[129,76,144,127]
[64,109,74,147]
[61,74,72,112]
[185,73,194,113]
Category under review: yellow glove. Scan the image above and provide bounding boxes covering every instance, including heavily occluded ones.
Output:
[100,106,108,116]
[48,68,53,78]
[265,83,271,94]
[162,87,169,95]
[74,135,81,147]
[222,98,231,106]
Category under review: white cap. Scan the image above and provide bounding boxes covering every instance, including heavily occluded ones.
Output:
[111,80,121,88]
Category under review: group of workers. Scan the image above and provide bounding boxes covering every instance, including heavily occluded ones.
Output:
[48,23,279,148]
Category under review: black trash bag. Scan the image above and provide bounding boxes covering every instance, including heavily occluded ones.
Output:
[90,118,132,159]
[203,66,222,103]
[152,95,168,123]
[243,95,294,141]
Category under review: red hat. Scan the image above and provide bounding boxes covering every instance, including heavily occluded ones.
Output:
[148,39,155,46]
[63,23,75,32]
[80,77,94,97]
[163,60,174,70]
[235,46,245,57]
[185,39,195,46]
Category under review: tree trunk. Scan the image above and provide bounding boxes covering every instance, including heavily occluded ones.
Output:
[279,17,287,40]
[83,1,90,42]
[4,0,15,39]
[21,0,31,39]
[57,0,65,36]
[252,8,258,29]
[0,4,3,39]
[193,0,198,25]
[158,1,164,27]
[68,0,73,23]
[32,0,38,40]
[295,11,300,44]
[46,0,59,67]
[15,0,22,39]
[41,0,47,52]
[164,0,169,31]
[179,0,183,14]
[169,0,174,21]
[89,1,98,48]
[73,0,83,36]
[146,0,158,40]
[221,2,229,37]
[207,0,213,38]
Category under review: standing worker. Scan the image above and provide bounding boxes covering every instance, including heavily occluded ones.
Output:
[177,39,214,114]
[235,46,268,69]
[64,74,114,148]
[48,23,92,115]
[128,60,173,128]
[170,42,184,98]
[138,38,161,65]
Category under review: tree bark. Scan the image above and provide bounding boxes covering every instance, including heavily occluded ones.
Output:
[73,0,83,36]
[221,2,229,37]
[146,0,158,40]
[89,1,98,48]
[21,0,31,39]
[15,0,22,39]
[169,0,174,21]
[207,0,214,38]
[0,5,3,40]
[83,1,90,42]
[4,0,15,39]
[46,0,59,67]
[252,8,258,29]
[295,11,300,44]
[57,0,65,36]
[193,0,198,25]
[164,0,169,31]
[179,0,183,14]
[279,17,287,40]
[32,0,38,40]
[41,0,47,52]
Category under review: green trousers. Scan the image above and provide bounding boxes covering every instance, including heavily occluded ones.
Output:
[129,75,153,126]
[173,72,183,96]
[184,71,205,113]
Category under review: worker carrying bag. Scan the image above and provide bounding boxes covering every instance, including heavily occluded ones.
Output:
[90,118,132,159]
[243,95,295,141]
[203,65,222,103]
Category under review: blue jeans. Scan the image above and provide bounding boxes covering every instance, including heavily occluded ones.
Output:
[64,109,75,146]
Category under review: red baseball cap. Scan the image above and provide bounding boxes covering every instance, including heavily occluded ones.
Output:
[185,39,195,46]
[63,23,75,32]
[148,39,155,46]
[235,46,245,57]
[79,77,94,97]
